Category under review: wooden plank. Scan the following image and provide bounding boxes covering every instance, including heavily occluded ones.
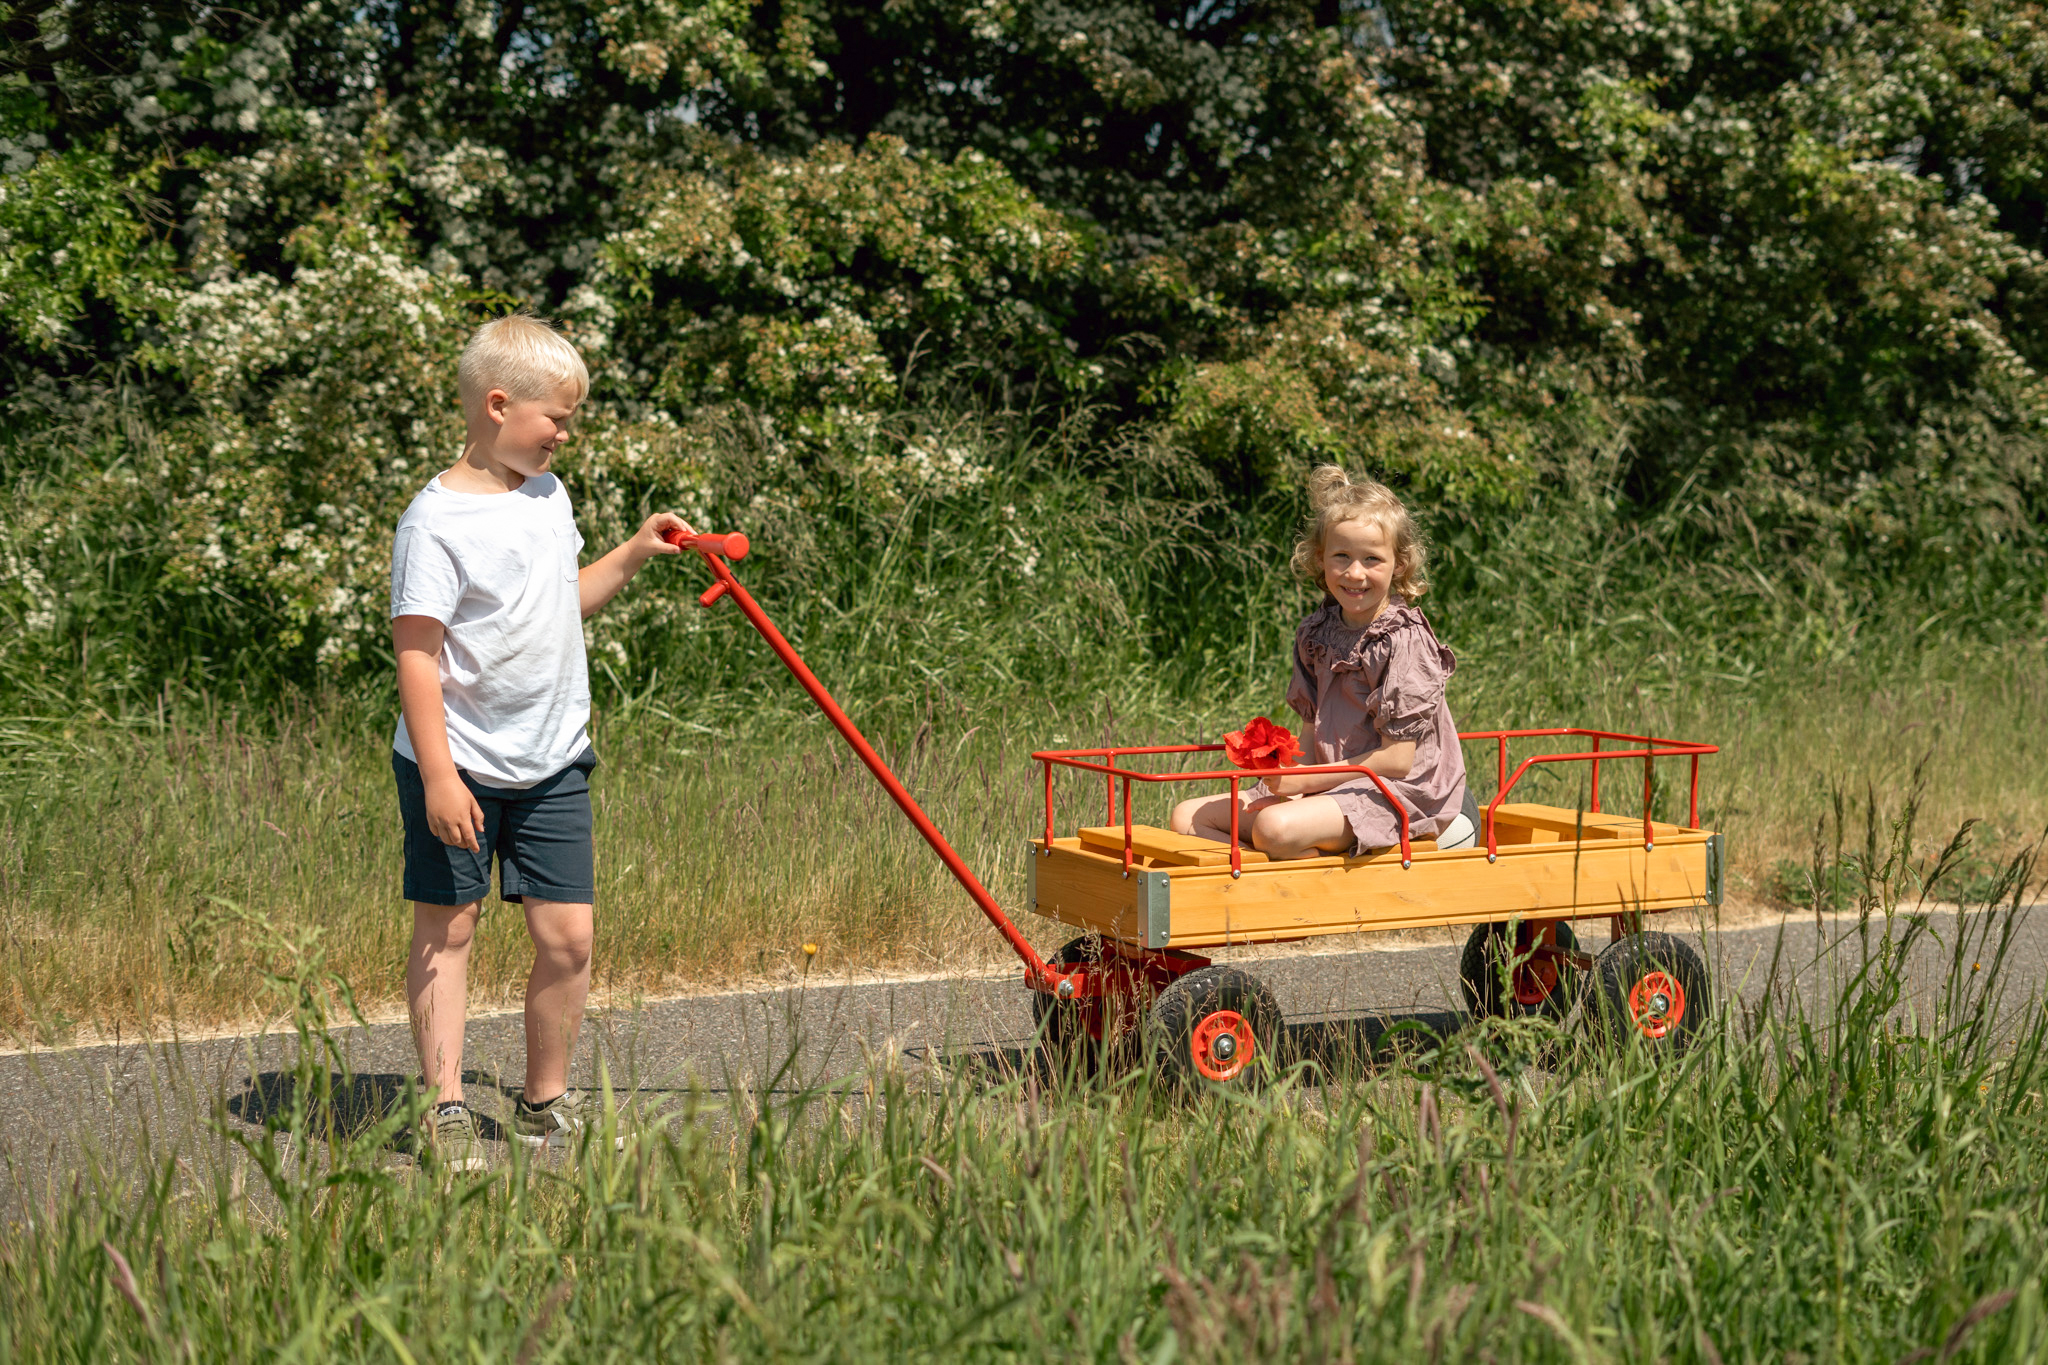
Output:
[1031,843,1145,940]
[1077,824,1269,867]
[1360,839,1440,855]
[1028,831,1718,948]
[1156,836,1716,946]
[1487,803,1684,840]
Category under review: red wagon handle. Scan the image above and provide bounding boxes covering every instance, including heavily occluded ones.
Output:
[668,530,1068,993]
[661,528,751,561]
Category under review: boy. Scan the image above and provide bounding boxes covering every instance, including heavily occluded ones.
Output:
[390,313,691,1171]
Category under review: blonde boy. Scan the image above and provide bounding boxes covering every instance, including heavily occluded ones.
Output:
[391,313,691,1171]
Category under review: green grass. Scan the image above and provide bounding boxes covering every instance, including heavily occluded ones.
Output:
[4,856,2047,1362]
[2,624,2043,1043]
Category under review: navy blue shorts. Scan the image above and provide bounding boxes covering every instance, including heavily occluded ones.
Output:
[394,750,598,906]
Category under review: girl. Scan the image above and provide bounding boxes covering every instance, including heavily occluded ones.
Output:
[1170,466,1474,859]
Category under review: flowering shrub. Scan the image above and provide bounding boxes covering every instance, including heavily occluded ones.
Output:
[0,0,2044,703]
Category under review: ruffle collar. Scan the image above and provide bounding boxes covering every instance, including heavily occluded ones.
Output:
[1301,596,1456,675]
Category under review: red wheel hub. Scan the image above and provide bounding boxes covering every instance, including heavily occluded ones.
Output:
[1511,924,1562,1006]
[1189,1009,1254,1082]
[1627,970,1687,1039]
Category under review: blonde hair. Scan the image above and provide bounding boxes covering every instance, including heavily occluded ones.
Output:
[1290,465,1430,601]
[457,312,590,410]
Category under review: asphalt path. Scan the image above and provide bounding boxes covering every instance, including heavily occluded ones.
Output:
[2,906,2038,1211]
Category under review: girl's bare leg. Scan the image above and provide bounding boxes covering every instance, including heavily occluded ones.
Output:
[408,900,480,1104]
[1171,791,1289,845]
[1249,795,1356,860]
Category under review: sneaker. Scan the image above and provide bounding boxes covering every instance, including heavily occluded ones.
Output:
[422,1102,489,1173]
[512,1089,619,1149]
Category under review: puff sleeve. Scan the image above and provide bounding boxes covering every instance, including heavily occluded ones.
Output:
[1373,628,1447,743]
[1285,638,1316,721]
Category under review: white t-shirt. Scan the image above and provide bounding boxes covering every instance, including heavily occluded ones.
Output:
[389,472,591,788]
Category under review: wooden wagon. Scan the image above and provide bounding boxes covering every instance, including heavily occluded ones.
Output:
[666,527,1722,1087]
[1018,732,1723,1081]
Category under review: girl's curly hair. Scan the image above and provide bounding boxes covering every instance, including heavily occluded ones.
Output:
[1289,465,1430,601]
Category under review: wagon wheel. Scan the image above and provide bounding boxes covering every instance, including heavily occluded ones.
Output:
[1147,966,1281,1089]
[1031,936,1149,1073]
[1592,930,1709,1050]
[1459,920,1583,1020]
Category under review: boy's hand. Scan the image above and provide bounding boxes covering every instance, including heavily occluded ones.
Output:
[426,773,486,852]
[580,512,700,618]
[633,512,696,560]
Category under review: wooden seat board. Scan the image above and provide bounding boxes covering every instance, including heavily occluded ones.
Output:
[1077,824,1269,866]
[1485,803,1684,840]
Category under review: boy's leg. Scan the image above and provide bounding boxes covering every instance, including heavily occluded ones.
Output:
[495,751,600,1106]
[408,899,482,1104]
[395,751,500,1109]
[521,897,594,1103]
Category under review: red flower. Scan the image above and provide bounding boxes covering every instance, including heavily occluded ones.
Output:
[1223,717,1302,770]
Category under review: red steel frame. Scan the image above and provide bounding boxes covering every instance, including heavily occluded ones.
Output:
[666,531,1078,1001]
[670,532,1717,1010]
[1032,727,1717,870]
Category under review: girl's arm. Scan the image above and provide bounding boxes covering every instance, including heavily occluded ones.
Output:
[1263,739,1416,796]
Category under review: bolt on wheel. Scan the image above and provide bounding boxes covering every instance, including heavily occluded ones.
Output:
[1148,966,1279,1089]
[1188,1009,1254,1082]
[1593,930,1709,1049]
[1626,970,1687,1039]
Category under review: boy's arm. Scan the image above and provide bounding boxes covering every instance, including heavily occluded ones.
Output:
[1264,740,1417,797]
[394,614,485,852]
[578,512,695,619]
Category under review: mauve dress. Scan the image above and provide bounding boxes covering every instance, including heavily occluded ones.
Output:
[1252,597,1470,852]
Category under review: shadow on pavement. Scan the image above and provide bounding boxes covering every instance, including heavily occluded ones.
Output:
[228,1070,498,1144]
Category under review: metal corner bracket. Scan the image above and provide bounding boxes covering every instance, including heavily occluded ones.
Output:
[1138,868,1172,949]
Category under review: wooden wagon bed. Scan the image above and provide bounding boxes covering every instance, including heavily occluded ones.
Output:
[1027,802,1724,950]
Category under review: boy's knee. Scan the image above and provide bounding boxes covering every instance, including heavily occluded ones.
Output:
[530,902,594,970]
[553,930,593,972]
[414,901,480,952]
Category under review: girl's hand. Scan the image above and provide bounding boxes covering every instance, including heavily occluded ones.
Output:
[1264,771,1313,797]
[635,511,697,559]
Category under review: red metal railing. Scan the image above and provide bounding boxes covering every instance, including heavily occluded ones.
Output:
[1034,728,1717,872]
[1459,728,1717,860]
[1032,745,1416,873]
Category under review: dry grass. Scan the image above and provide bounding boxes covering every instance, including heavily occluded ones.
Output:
[2,637,2042,1043]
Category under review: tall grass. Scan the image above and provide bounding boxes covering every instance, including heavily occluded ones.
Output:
[3,825,2045,1361]
[3,619,2041,1042]
[4,398,2043,1039]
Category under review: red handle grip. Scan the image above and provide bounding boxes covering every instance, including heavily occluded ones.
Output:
[661,528,749,561]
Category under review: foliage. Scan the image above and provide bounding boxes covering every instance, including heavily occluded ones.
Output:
[0,0,2045,704]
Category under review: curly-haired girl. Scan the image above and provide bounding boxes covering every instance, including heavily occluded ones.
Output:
[1170,466,1474,859]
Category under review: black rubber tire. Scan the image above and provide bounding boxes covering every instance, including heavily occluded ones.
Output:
[1146,966,1282,1089]
[1460,920,1583,1020]
[1031,936,1107,1071]
[1592,930,1710,1050]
